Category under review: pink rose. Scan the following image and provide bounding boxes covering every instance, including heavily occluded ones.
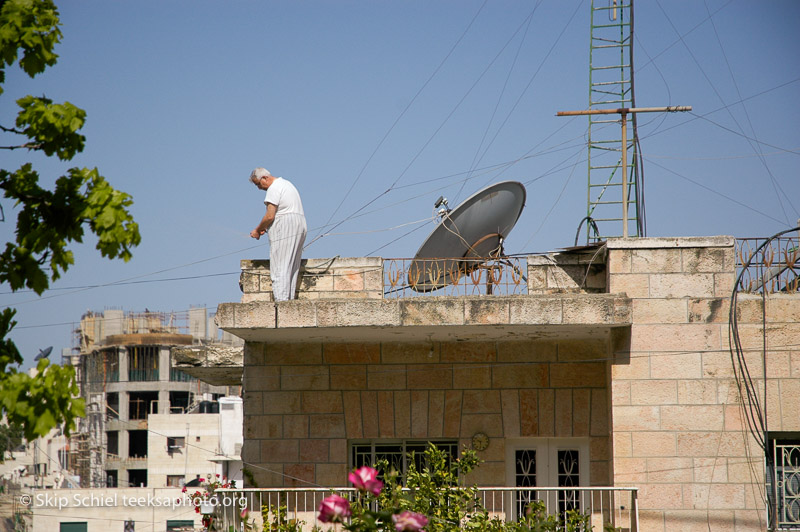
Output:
[392,511,428,531]
[348,466,383,496]
[317,494,351,523]
[240,508,249,519]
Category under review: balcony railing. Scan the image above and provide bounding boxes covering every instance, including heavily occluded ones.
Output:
[384,256,527,298]
[736,236,800,294]
[213,486,638,531]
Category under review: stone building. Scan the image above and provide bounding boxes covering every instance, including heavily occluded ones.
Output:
[213,235,800,531]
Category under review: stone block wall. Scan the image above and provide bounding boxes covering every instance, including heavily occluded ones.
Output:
[241,338,611,489]
[240,257,383,302]
[607,236,799,531]
[527,248,607,294]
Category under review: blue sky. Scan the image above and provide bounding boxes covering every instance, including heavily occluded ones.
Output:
[2,1,799,368]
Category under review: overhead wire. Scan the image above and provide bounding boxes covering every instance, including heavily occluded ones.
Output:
[472,0,585,195]
[646,159,789,226]
[520,147,584,250]
[309,0,490,248]
[655,0,797,223]
[638,77,800,148]
[455,0,541,204]
[308,2,558,255]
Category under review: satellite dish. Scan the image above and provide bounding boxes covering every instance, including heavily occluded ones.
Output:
[408,181,526,292]
[35,346,53,361]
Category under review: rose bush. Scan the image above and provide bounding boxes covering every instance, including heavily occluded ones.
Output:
[313,444,613,532]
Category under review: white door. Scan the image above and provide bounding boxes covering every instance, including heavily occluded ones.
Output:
[505,438,589,519]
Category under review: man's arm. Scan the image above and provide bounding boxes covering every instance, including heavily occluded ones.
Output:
[250,203,278,239]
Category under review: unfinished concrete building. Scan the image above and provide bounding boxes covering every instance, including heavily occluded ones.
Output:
[72,308,242,488]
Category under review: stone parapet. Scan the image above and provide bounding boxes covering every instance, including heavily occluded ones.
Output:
[527,246,607,294]
[216,294,631,343]
[240,257,383,302]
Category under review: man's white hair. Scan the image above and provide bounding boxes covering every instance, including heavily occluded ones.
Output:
[249,167,272,184]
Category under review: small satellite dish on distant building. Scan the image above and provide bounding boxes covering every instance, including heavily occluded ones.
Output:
[34,346,53,361]
[407,181,526,292]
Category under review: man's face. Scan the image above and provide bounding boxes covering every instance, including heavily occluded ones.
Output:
[254,175,270,191]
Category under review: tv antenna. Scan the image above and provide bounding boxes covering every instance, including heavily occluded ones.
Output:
[559,0,691,242]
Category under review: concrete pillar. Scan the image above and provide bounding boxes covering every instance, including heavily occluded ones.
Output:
[118,347,129,383]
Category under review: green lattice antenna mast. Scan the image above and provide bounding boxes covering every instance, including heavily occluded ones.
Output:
[558,0,690,243]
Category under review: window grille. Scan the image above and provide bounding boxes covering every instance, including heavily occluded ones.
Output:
[351,440,458,480]
[515,449,537,518]
[557,449,580,516]
[769,437,800,530]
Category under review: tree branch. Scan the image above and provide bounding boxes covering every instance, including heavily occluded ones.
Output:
[0,124,26,134]
[0,143,43,151]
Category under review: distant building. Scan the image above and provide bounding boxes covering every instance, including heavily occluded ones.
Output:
[68,308,243,489]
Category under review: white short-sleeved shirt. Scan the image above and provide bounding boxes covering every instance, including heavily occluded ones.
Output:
[264,177,305,216]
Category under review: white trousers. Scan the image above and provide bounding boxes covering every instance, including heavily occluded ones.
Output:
[268,213,307,301]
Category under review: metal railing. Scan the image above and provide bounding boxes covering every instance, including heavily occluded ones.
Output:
[736,236,800,294]
[213,486,637,531]
[384,256,527,298]
[771,442,800,530]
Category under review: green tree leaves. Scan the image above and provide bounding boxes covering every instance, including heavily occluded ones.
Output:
[15,95,86,159]
[0,0,140,441]
[0,165,140,293]
[0,0,61,94]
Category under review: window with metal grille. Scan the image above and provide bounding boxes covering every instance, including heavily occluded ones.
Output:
[556,449,580,516]
[514,449,537,518]
[768,435,800,530]
[351,440,458,481]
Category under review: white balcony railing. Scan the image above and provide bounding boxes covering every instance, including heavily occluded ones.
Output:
[212,486,638,531]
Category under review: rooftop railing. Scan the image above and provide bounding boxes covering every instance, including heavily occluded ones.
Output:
[736,236,799,294]
[383,256,527,298]
[213,486,638,531]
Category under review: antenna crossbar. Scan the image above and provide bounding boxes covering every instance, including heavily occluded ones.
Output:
[558,105,691,238]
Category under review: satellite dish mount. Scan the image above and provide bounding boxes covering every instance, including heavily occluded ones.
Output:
[407,181,527,293]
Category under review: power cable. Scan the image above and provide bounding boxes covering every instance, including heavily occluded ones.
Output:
[646,159,789,226]
[308,2,556,253]
[311,0,490,248]
[520,147,584,250]
[655,0,796,223]
[472,0,584,195]
[455,1,540,204]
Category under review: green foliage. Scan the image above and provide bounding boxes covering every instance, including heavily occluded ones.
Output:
[0,419,24,462]
[385,444,487,531]
[0,0,61,94]
[0,0,140,442]
[15,95,86,159]
[261,504,305,532]
[0,355,85,441]
[0,165,140,293]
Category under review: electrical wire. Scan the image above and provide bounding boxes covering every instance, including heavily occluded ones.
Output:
[456,1,539,204]
[646,159,789,226]
[311,0,490,248]
[728,225,800,527]
[655,0,797,224]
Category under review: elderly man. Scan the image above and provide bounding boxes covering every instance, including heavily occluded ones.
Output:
[249,168,307,301]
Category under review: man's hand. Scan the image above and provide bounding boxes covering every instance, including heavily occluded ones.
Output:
[250,229,266,239]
